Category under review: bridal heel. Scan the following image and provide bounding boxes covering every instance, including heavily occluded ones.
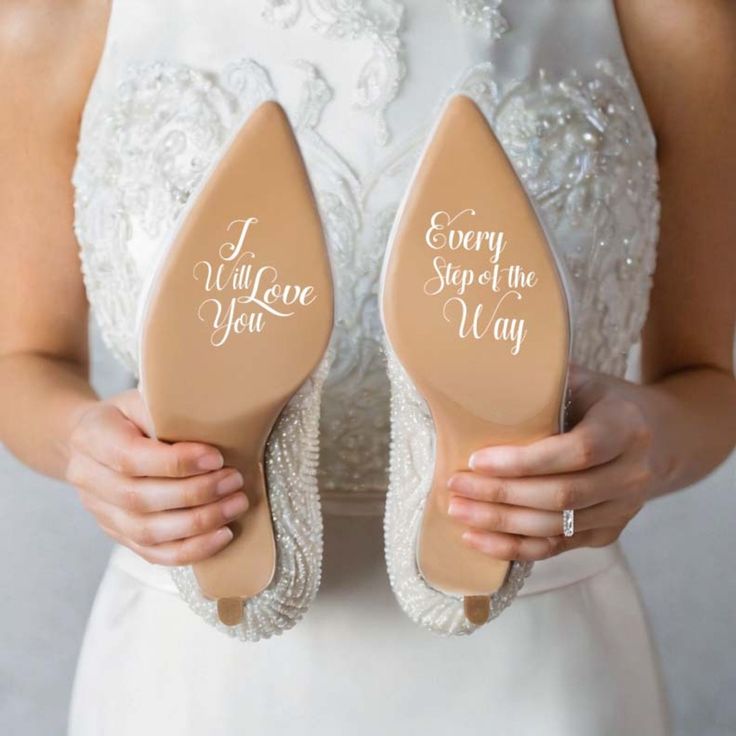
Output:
[139,101,333,626]
[381,95,571,625]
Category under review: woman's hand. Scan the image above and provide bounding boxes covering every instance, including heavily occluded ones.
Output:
[447,364,672,561]
[65,389,248,566]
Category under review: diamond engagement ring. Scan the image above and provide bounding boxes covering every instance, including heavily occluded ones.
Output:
[562,509,575,538]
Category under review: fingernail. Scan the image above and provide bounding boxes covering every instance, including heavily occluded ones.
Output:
[215,527,234,544]
[462,530,485,548]
[447,498,464,518]
[198,452,224,471]
[447,474,469,493]
[216,471,244,496]
[222,493,248,518]
[469,448,505,471]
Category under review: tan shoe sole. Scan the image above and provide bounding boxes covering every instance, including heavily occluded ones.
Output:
[381,95,570,625]
[139,101,333,626]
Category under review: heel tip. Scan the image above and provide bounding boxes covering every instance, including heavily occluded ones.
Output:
[464,595,491,625]
[217,597,244,626]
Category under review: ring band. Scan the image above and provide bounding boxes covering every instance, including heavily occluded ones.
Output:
[562,509,575,538]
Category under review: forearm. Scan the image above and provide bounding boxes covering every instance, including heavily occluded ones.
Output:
[642,365,736,498]
[0,352,98,480]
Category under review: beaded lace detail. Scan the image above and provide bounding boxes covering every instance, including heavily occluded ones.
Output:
[72,60,275,373]
[261,0,508,144]
[71,56,409,501]
[72,50,658,512]
[383,59,659,635]
[72,1,660,635]
[456,60,659,372]
[446,0,508,34]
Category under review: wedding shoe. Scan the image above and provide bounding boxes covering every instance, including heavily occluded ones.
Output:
[138,101,334,640]
[381,94,572,635]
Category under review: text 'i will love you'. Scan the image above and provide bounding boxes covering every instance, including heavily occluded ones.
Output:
[193,218,317,347]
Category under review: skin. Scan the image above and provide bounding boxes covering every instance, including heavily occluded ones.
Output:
[0,0,247,565]
[450,0,736,560]
[0,0,735,568]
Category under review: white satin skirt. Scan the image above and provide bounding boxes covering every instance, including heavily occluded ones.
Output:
[69,513,670,735]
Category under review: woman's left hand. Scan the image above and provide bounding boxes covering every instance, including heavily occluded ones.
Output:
[447,364,670,561]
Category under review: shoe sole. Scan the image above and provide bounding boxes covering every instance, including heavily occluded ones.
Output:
[381,95,570,625]
[139,101,333,626]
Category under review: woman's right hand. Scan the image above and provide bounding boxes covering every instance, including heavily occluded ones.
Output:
[65,389,248,565]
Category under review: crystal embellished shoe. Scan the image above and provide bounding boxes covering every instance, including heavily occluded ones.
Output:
[138,101,334,641]
[381,94,572,635]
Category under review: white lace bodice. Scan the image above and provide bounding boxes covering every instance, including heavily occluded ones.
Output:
[72,0,659,511]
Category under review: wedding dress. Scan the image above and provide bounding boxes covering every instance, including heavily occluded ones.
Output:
[68,1,670,733]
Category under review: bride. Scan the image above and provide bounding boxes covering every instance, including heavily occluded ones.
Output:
[1,1,734,734]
